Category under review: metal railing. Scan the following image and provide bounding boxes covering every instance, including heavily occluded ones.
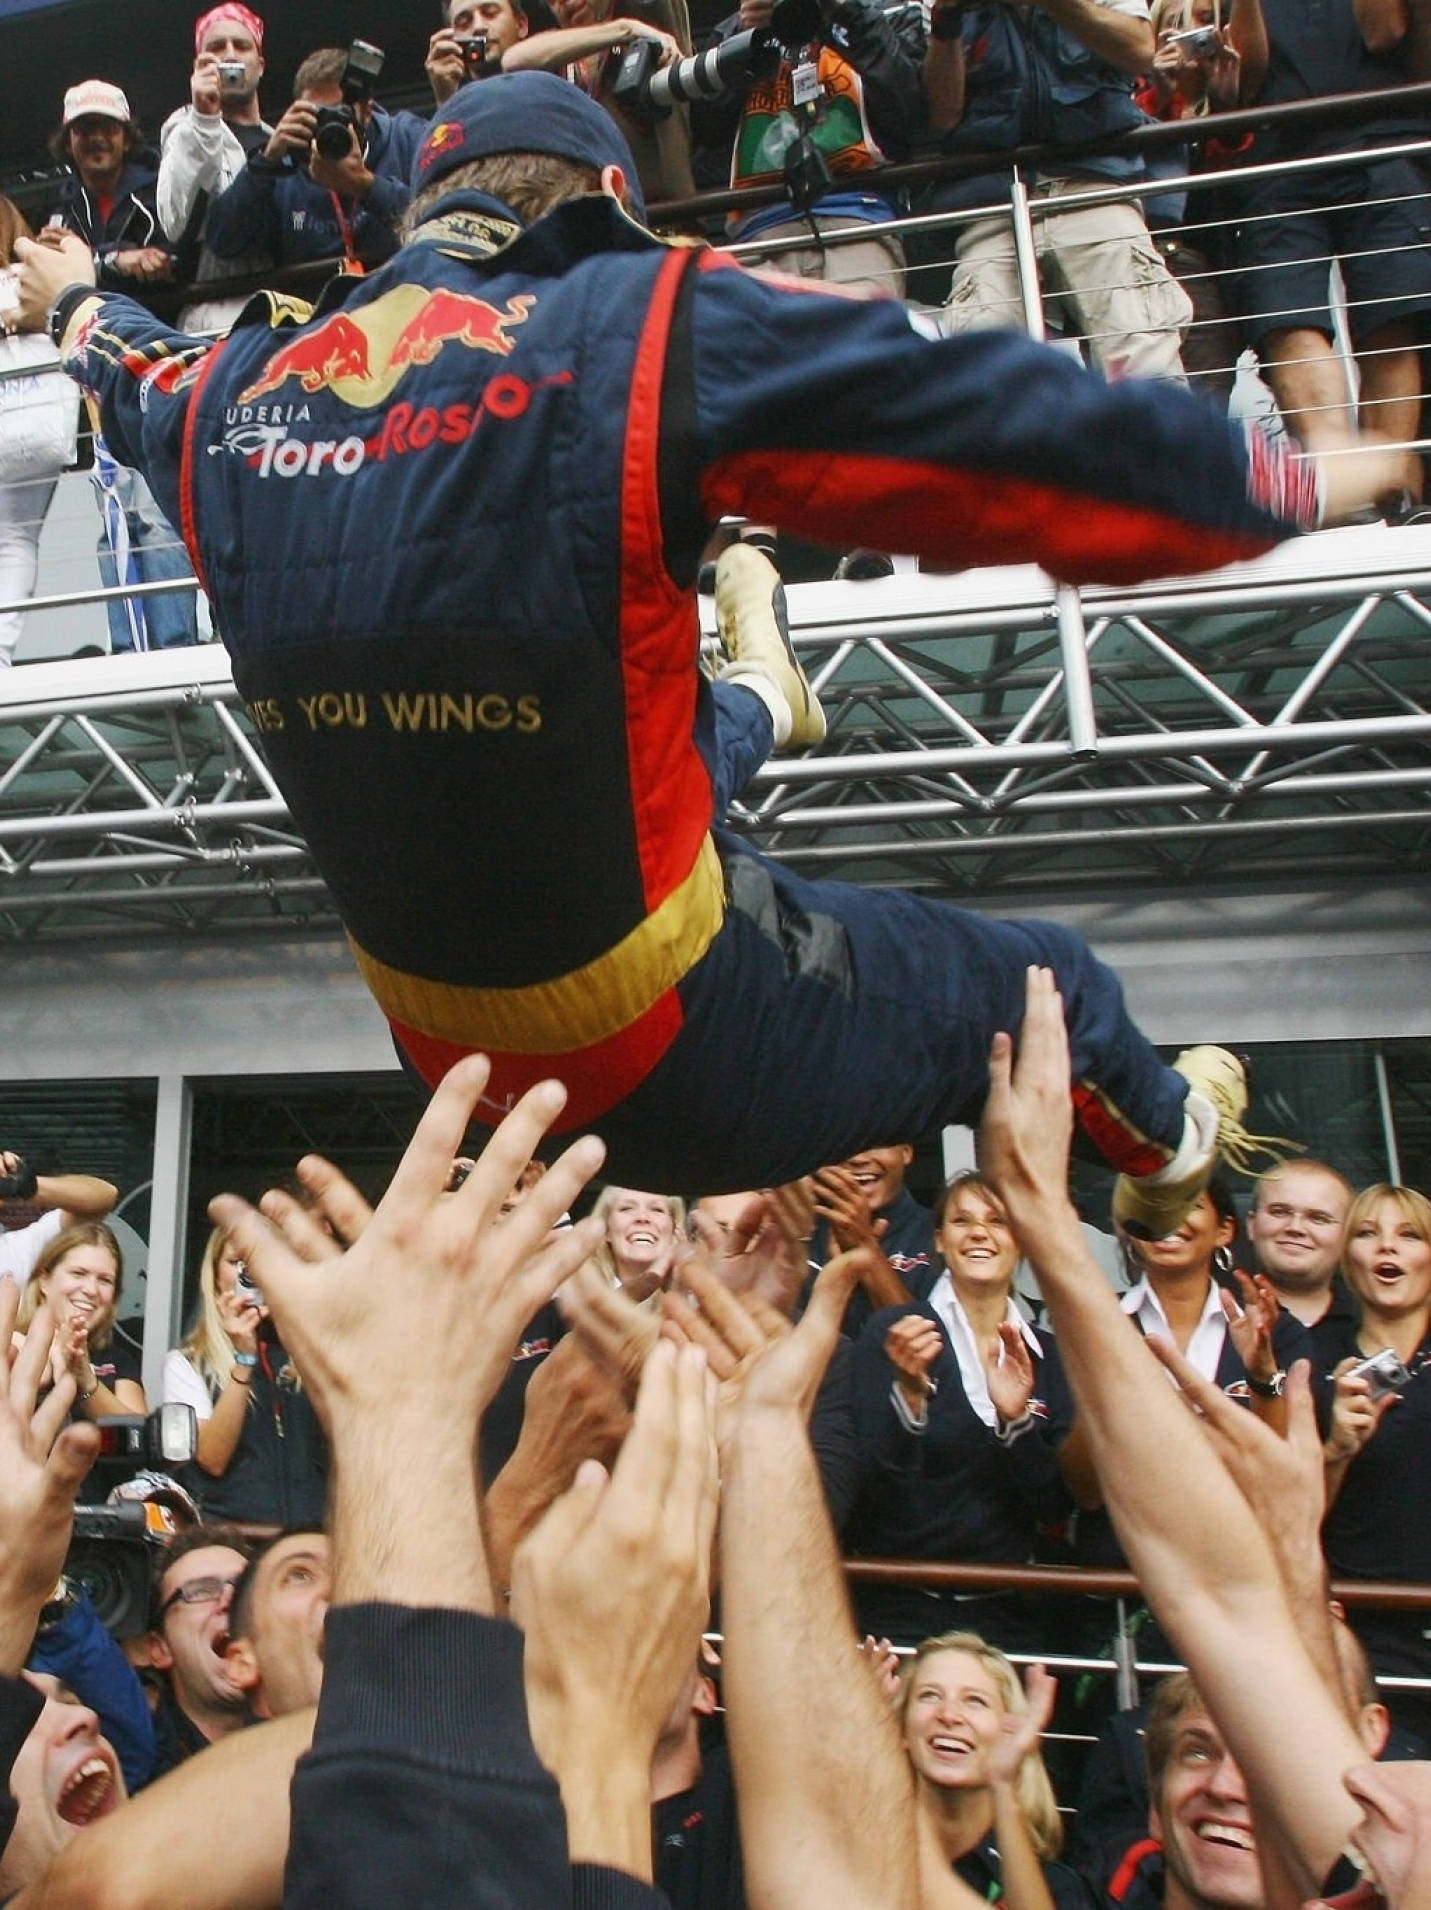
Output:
[842,1558,1431,1714]
[2,84,1429,930]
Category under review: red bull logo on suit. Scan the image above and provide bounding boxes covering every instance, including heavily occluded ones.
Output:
[236,285,536,406]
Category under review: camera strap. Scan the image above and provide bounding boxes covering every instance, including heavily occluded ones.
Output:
[327,191,366,275]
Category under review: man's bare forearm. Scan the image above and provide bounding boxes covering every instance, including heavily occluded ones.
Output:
[923,36,966,134]
[35,1174,117,1221]
[331,1425,493,1614]
[722,1404,921,1908]
[15,1710,314,1910]
[1006,1185,1363,1892]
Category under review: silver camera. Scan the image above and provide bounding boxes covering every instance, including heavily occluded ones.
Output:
[218,60,247,87]
[1346,1347,1411,1402]
[1168,25,1220,57]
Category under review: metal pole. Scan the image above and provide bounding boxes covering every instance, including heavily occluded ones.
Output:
[1055,585,1099,760]
[1114,1598,1140,1711]
[143,1074,193,1404]
[1373,1050,1403,1183]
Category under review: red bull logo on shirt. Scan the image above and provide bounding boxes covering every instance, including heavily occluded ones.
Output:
[236,285,536,407]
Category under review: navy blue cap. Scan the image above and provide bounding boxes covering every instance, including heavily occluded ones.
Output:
[412,72,643,216]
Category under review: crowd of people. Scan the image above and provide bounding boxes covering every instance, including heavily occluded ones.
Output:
[1,0,1428,662]
[0,1034,1429,1905]
[0,0,1427,1901]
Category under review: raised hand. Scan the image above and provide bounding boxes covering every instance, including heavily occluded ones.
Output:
[209,1059,607,1614]
[664,1248,869,1443]
[975,967,1075,1236]
[1145,1341,1326,1589]
[512,1339,718,1877]
[210,1062,605,1444]
[1221,1269,1282,1389]
[558,1256,660,1403]
[983,1320,1035,1425]
[985,1663,1058,1791]
[0,1285,98,1673]
[1325,1356,1397,1464]
[884,1312,942,1416]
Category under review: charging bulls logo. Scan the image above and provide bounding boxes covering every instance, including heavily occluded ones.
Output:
[236,285,535,406]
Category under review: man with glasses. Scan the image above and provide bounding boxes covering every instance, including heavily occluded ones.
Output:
[145,1527,253,1778]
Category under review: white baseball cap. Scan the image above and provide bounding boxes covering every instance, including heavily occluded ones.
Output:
[62,80,132,126]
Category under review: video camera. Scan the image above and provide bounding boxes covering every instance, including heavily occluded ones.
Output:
[60,1406,199,1638]
[608,0,823,128]
[313,39,385,162]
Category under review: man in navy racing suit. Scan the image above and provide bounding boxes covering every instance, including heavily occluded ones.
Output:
[14,74,1403,1225]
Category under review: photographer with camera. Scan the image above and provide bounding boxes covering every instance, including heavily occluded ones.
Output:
[205,44,428,273]
[694,0,923,292]
[517,0,694,208]
[925,0,1193,382]
[160,1227,328,1528]
[0,1155,117,1290]
[429,0,696,205]
[427,0,534,104]
[157,5,274,334]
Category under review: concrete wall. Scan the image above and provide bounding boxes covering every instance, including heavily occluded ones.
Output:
[3,877,1429,1086]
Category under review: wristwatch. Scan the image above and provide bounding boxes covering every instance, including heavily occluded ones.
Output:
[47,283,98,350]
[1246,1370,1286,1399]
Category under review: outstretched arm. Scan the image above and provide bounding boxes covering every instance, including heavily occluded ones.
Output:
[976,972,1365,1897]
[12,1711,315,1910]
[213,1059,611,1909]
[31,1172,117,1225]
[707,1252,980,1909]
[13,231,212,538]
[683,251,1407,588]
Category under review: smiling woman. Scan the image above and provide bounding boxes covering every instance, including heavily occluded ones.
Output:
[845,1173,1075,1649]
[898,1633,1090,1910]
[1316,1185,1431,1743]
[14,1223,146,1430]
[591,1183,686,1302]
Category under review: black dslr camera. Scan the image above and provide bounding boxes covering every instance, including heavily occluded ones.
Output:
[0,1154,38,1201]
[59,1406,199,1638]
[313,39,385,161]
[608,0,829,203]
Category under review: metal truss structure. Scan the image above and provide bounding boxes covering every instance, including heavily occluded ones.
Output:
[1,523,1429,942]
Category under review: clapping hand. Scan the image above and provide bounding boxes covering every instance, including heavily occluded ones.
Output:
[984,1664,1058,1791]
[983,1321,1035,1425]
[884,1312,942,1416]
[1220,1270,1282,1391]
[0,1284,98,1673]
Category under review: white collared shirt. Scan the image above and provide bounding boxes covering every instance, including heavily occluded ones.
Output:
[1120,1274,1227,1379]
[925,1270,1044,1429]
